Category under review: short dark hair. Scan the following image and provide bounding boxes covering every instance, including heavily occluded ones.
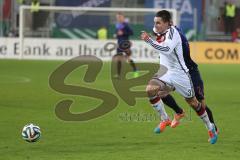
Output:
[155,10,172,23]
[117,12,124,16]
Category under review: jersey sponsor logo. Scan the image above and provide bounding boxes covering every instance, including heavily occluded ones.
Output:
[156,35,166,43]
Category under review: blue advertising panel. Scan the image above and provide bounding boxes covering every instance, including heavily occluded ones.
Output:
[145,0,202,34]
[55,0,111,28]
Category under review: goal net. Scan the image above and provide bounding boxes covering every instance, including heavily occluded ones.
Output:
[19,6,179,61]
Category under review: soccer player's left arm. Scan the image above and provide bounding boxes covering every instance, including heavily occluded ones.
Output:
[141,29,178,55]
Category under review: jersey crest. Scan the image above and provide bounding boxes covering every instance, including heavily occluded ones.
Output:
[156,34,166,43]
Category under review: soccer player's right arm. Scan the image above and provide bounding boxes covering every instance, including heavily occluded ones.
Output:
[144,28,178,55]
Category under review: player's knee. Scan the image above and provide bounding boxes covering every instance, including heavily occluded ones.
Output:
[200,99,206,107]
[188,101,195,108]
[146,79,164,97]
[113,55,122,62]
[186,97,199,108]
[112,55,118,61]
[128,59,133,63]
[146,85,158,97]
[126,50,131,56]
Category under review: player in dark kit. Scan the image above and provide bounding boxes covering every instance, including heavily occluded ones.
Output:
[153,25,219,137]
[113,12,138,79]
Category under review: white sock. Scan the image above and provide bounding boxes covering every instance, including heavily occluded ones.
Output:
[200,111,214,130]
[152,99,169,121]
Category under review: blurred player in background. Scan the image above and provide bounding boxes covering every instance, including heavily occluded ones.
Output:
[232,27,240,42]
[224,1,236,34]
[113,12,138,79]
[97,26,107,40]
[141,10,218,144]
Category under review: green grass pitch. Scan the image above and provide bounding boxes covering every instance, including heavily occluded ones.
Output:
[0,59,240,160]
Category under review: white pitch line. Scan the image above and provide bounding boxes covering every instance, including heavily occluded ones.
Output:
[0,75,31,84]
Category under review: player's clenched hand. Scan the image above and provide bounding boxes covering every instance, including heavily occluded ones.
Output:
[140,31,150,41]
[117,30,123,36]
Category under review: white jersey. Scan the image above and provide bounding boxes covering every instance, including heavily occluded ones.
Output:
[146,26,189,73]
[145,26,194,98]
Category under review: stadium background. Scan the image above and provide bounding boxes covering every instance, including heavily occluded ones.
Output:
[0,0,240,160]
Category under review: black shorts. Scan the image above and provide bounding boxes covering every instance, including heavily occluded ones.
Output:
[189,68,205,101]
[116,48,132,57]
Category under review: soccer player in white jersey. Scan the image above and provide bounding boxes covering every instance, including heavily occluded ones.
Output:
[140,10,218,144]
